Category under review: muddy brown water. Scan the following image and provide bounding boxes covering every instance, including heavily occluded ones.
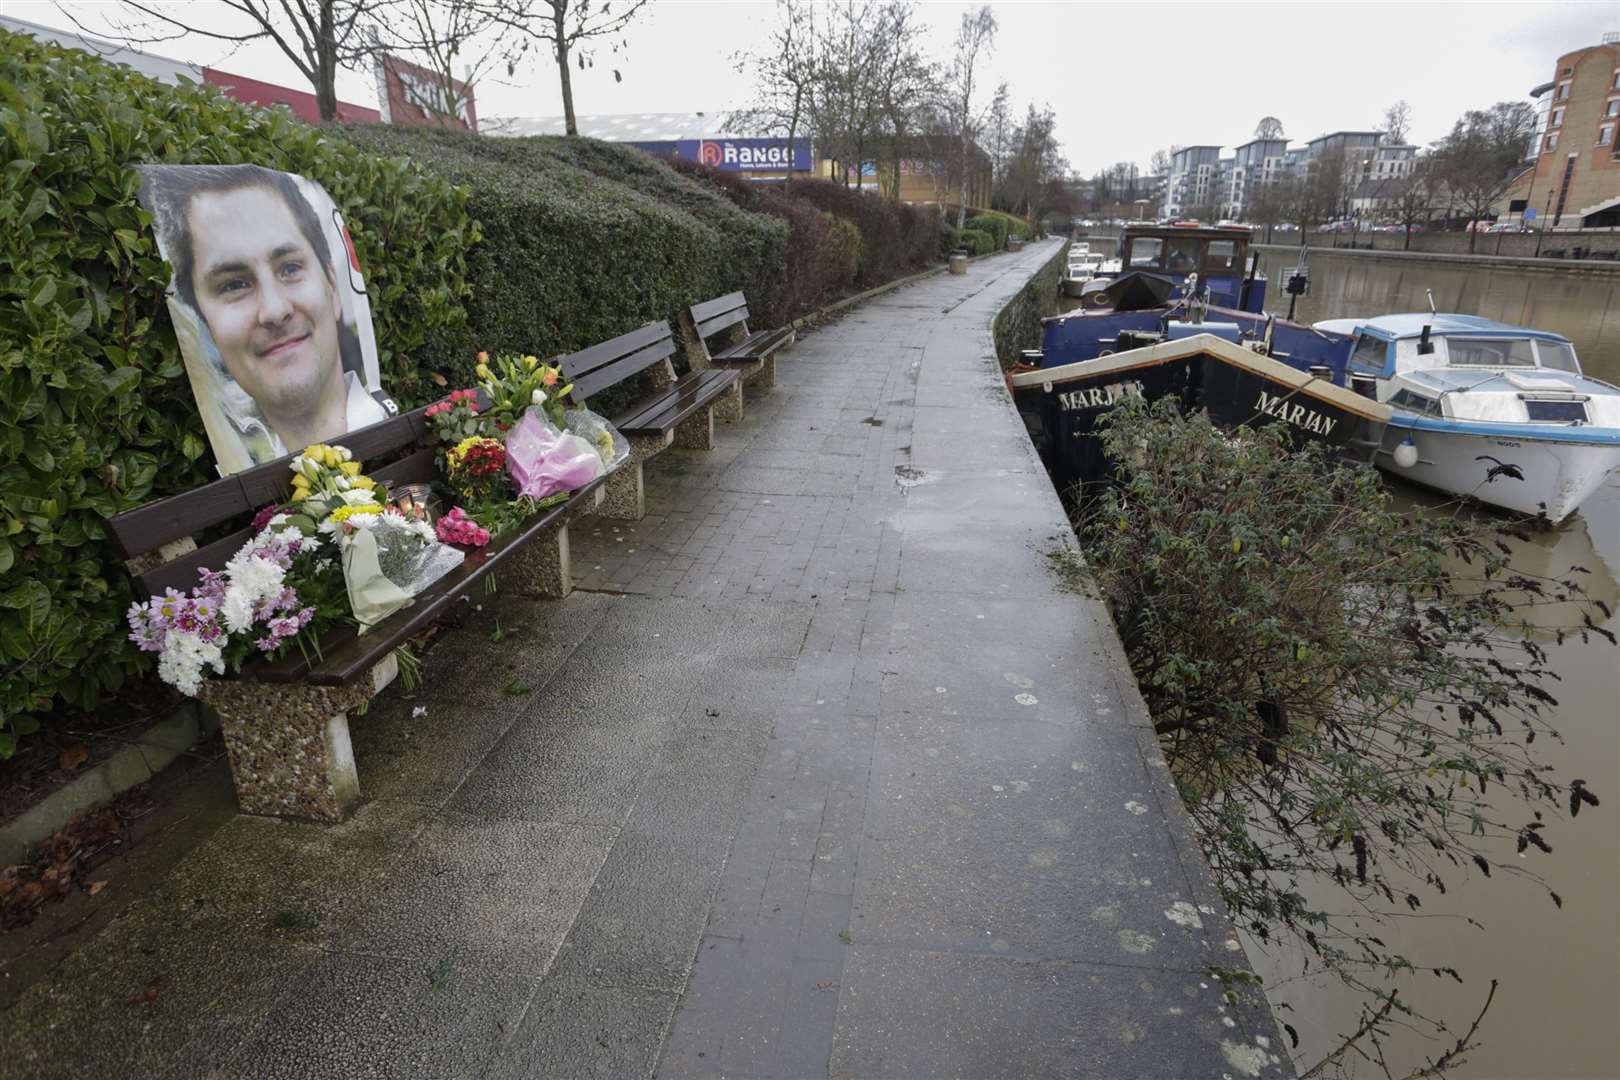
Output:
[1059,253,1619,1077]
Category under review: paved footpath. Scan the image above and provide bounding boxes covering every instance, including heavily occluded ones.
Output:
[1,240,1288,1079]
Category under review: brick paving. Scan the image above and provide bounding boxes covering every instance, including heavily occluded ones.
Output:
[0,241,1288,1079]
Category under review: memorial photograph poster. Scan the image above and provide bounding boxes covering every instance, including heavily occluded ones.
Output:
[137,164,397,476]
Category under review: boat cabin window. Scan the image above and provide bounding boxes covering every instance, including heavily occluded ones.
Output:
[1389,389,1443,416]
[1523,399,1588,423]
[1536,340,1580,373]
[1163,238,1202,273]
[1349,334,1389,373]
[1204,240,1240,272]
[1446,337,1536,368]
[1128,237,1162,268]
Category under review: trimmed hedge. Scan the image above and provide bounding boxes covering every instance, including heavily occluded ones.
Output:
[938,222,962,259]
[338,125,790,371]
[958,228,997,256]
[665,162,858,324]
[781,180,939,287]
[966,214,1008,250]
[0,30,475,749]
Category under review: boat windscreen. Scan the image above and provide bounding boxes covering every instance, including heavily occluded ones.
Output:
[1447,337,1536,368]
[1537,340,1581,373]
[1349,334,1388,374]
[1128,237,1162,268]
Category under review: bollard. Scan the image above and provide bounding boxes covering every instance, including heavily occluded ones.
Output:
[948,249,968,274]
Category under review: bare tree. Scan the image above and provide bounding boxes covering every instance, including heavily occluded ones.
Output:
[805,0,892,189]
[1247,177,1287,244]
[1001,103,1066,219]
[1383,99,1412,145]
[492,0,652,136]
[728,0,817,185]
[984,81,1012,189]
[1253,115,1285,140]
[1149,146,1175,177]
[1388,158,1435,250]
[943,5,996,227]
[68,0,398,121]
[381,0,516,127]
[1431,101,1538,251]
[870,2,937,198]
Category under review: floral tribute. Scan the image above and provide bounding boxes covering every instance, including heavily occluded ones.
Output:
[129,348,628,695]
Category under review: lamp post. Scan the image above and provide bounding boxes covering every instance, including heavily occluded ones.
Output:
[1135,198,1150,221]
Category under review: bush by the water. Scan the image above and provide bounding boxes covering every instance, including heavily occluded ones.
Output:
[340,125,790,376]
[0,30,474,751]
[1077,396,1609,1062]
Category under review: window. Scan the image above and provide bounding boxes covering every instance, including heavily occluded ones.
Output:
[1204,240,1239,271]
[1614,69,1620,90]
[1128,237,1163,268]
[1546,132,1559,151]
[1389,389,1442,416]
[1552,108,1564,127]
[1537,340,1580,373]
[1608,99,1620,118]
[1557,82,1571,100]
[1524,400,1587,423]
[1350,334,1390,374]
[1601,125,1615,147]
[1163,239,1203,273]
[1447,337,1537,368]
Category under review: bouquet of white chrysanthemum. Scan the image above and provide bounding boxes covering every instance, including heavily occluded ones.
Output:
[332,509,464,632]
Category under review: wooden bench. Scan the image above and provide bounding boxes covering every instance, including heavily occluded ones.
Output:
[560,319,741,521]
[107,399,612,822]
[678,292,796,392]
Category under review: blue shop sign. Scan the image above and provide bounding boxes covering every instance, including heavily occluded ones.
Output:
[630,138,812,172]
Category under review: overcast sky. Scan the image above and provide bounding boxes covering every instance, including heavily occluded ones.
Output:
[14,0,1617,175]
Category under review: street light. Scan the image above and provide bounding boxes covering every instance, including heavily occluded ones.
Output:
[1135,198,1150,221]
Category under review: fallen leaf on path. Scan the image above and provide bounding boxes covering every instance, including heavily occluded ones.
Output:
[58,743,89,771]
[128,977,163,1007]
[86,880,109,896]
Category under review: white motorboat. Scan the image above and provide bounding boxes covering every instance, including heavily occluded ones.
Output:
[1062,248,1111,298]
[1315,313,1620,524]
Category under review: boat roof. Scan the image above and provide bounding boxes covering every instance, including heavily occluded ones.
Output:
[1402,369,1620,397]
[1322,313,1573,343]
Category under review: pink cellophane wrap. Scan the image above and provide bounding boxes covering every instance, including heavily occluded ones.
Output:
[505,407,604,499]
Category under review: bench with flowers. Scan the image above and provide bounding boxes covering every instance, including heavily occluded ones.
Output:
[109,352,626,822]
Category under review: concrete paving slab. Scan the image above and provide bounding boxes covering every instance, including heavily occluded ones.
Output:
[494,975,677,1079]
[829,946,1289,1080]
[216,951,533,1079]
[331,811,612,974]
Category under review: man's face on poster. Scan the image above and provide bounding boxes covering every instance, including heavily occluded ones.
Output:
[185,185,343,419]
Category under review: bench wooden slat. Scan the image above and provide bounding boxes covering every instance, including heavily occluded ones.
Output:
[131,447,441,599]
[568,336,677,403]
[249,469,611,686]
[616,369,737,434]
[559,321,677,400]
[108,409,431,560]
[695,307,749,340]
[689,291,748,323]
[715,326,793,362]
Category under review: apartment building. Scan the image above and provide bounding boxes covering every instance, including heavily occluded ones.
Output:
[1222,137,1289,219]
[1161,145,1224,218]
[1502,36,1620,228]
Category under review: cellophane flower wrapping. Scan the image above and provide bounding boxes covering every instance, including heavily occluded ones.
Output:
[564,407,629,470]
[338,512,465,633]
[505,407,604,500]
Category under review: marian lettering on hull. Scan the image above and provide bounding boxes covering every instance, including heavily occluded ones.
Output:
[1255,390,1339,438]
[1058,380,1142,413]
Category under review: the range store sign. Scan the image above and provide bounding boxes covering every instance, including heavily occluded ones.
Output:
[630,138,812,173]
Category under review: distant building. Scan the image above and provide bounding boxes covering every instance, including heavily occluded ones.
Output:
[493,113,813,179]
[1499,35,1620,228]
[1,14,381,123]
[1224,137,1289,220]
[1162,145,1223,218]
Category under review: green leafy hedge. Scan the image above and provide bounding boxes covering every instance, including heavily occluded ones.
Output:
[781,180,939,287]
[957,228,997,256]
[965,214,1008,250]
[0,30,475,750]
[337,125,790,371]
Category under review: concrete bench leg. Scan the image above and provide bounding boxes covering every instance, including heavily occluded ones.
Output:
[674,405,715,450]
[598,432,671,520]
[755,353,777,390]
[197,656,397,821]
[513,523,573,599]
[715,377,745,422]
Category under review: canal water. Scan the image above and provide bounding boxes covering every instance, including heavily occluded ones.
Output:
[1058,252,1619,1078]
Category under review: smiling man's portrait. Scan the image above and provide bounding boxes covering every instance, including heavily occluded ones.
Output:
[138,165,396,475]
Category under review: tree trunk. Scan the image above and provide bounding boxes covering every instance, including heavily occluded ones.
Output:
[957,128,969,229]
[554,5,577,135]
[316,2,338,122]
[1404,225,1412,251]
